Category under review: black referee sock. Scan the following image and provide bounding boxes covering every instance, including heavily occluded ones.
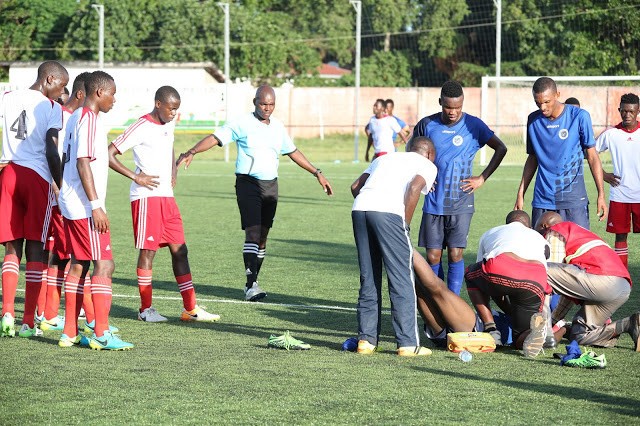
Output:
[243,242,259,288]
[256,248,266,276]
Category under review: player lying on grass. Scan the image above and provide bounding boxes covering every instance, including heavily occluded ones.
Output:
[108,86,220,323]
[536,211,640,351]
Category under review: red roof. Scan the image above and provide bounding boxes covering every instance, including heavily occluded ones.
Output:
[317,63,351,77]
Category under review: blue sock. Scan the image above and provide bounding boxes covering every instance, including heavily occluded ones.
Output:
[429,262,444,280]
[550,294,560,311]
[447,260,465,295]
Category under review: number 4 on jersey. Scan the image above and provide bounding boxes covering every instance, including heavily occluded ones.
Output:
[10,110,27,140]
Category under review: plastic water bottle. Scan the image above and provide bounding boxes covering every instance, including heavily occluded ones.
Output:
[459,350,473,362]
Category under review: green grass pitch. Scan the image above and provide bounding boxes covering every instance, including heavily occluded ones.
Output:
[1,135,639,425]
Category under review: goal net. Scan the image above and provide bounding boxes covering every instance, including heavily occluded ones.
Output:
[479,75,640,166]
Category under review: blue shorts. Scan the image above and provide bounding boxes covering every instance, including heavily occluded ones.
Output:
[418,213,473,249]
[531,205,589,230]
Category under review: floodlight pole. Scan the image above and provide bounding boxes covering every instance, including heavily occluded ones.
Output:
[350,0,361,163]
[91,4,104,69]
[217,2,230,162]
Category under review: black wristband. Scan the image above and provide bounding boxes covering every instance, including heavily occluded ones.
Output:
[312,169,322,177]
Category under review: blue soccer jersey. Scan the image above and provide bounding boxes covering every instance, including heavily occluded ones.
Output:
[526,104,595,209]
[392,115,407,141]
[413,113,494,215]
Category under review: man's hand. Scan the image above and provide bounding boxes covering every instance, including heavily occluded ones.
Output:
[596,195,608,221]
[514,193,525,210]
[317,173,333,196]
[92,208,109,234]
[133,172,160,190]
[460,175,485,194]
[176,151,195,169]
[603,171,620,187]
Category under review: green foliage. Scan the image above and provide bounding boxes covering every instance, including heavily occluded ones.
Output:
[342,50,413,87]
[0,0,77,61]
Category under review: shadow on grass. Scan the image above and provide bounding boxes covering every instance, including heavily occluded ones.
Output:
[412,366,640,418]
[269,238,357,266]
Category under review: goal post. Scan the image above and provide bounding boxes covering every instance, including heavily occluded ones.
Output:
[479,75,640,166]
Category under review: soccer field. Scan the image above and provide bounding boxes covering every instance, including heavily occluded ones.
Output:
[1,139,639,425]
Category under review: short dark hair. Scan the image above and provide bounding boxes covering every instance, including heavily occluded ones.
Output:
[533,77,557,94]
[620,93,639,106]
[155,86,180,103]
[385,99,394,108]
[408,135,434,156]
[85,70,114,96]
[37,60,67,80]
[375,98,385,107]
[565,97,580,107]
[441,80,463,99]
[506,210,531,227]
[72,72,91,94]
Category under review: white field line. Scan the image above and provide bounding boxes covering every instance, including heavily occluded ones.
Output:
[16,288,363,313]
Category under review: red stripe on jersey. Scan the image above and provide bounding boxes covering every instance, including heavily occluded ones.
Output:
[112,117,147,151]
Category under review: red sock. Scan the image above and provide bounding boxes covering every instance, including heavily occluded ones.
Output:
[1,254,20,317]
[44,267,64,320]
[176,273,196,311]
[24,261,46,327]
[137,268,153,311]
[37,265,47,317]
[82,275,95,324]
[615,241,628,268]
[62,275,83,337]
[91,275,112,337]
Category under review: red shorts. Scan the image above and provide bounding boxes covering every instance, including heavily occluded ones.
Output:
[45,206,70,259]
[482,254,551,294]
[131,197,185,251]
[64,217,113,261]
[0,163,53,244]
[606,200,640,234]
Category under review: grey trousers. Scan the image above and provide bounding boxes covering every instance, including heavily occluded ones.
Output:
[352,210,419,348]
[547,263,631,347]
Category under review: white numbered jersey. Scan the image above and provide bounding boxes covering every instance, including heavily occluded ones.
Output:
[59,108,109,220]
[0,89,62,182]
[596,123,640,203]
[111,114,175,201]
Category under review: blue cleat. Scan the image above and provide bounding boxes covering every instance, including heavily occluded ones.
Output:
[59,333,90,348]
[84,320,119,334]
[89,331,133,351]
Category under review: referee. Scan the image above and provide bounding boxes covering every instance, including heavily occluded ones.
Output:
[177,85,333,301]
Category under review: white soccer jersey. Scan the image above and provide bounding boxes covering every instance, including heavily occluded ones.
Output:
[352,151,437,218]
[59,108,109,220]
[0,89,62,182]
[51,106,74,207]
[596,123,640,203]
[111,114,175,201]
[476,221,549,267]
[368,115,401,154]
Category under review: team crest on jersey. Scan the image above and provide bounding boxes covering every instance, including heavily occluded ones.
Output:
[452,135,463,146]
[559,129,569,140]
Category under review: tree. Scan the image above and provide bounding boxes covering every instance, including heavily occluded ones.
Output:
[0,0,77,61]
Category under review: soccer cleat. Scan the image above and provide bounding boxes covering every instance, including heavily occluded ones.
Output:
[84,320,119,334]
[629,312,640,352]
[180,305,220,322]
[356,339,377,355]
[1,313,16,338]
[35,313,45,325]
[397,346,432,357]
[564,351,607,369]
[244,282,267,302]
[138,307,168,323]
[58,333,90,348]
[18,324,43,338]
[78,308,86,320]
[523,312,547,358]
[268,330,311,350]
[89,331,134,351]
[40,316,66,332]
